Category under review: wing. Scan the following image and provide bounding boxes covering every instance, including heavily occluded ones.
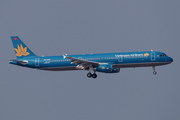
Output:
[66,56,99,69]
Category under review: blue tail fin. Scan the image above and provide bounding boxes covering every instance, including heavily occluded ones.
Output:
[11,36,36,59]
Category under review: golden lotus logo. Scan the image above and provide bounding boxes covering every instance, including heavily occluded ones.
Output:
[144,53,149,56]
[102,67,105,69]
[14,44,30,56]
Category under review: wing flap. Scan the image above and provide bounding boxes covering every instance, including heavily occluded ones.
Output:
[66,56,99,67]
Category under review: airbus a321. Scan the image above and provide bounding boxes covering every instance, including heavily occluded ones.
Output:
[9,36,173,78]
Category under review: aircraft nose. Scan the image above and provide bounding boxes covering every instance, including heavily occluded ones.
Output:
[167,57,173,63]
[170,57,173,62]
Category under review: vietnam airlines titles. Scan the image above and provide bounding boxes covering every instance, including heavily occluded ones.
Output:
[9,36,173,78]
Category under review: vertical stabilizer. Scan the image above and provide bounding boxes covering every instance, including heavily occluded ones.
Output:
[11,36,36,59]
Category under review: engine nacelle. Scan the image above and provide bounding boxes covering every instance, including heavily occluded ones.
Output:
[96,64,120,73]
[110,68,120,73]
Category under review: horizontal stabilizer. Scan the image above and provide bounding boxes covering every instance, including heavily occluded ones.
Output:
[9,59,28,65]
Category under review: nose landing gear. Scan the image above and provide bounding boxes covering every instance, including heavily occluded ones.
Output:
[152,66,157,75]
[153,71,157,75]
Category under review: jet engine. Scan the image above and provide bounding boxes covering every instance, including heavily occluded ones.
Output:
[95,64,120,73]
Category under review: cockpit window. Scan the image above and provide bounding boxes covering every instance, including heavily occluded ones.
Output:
[160,54,167,57]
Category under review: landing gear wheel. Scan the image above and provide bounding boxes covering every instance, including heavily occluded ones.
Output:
[87,72,92,78]
[152,66,157,75]
[153,71,157,75]
[92,73,97,79]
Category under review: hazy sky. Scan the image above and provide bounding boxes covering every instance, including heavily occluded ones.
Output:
[0,0,180,120]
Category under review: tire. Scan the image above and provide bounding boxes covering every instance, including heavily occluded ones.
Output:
[92,73,97,78]
[153,71,157,75]
[87,73,92,78]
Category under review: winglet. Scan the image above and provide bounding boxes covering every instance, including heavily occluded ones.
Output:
[62,54,67,59]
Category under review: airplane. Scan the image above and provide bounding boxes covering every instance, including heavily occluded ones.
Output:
[9,36,173,78]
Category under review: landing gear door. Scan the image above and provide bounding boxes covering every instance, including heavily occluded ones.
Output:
[35,58,39,66]
[151,52,155,61]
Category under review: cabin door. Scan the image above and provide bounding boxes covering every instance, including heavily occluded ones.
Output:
[118,56,123,62]
[35,58,39,66]
[151,52,155,61]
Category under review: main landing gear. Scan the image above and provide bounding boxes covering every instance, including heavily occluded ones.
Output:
[87,72,97,79]
[152,66,157,75]
[87,66,97,79]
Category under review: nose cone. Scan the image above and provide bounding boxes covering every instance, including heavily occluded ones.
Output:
[167,57,173,63]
